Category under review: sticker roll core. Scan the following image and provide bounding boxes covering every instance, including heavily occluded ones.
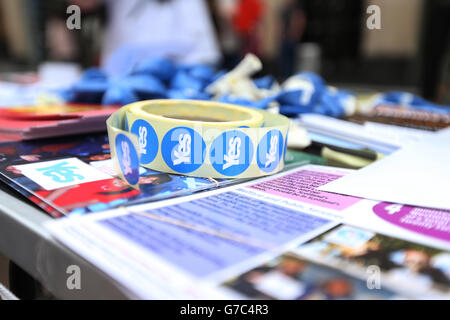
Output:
[107,99,290,186]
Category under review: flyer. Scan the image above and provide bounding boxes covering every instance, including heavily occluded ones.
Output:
[239,165,362,221]
[342,199,450,251]
[45,165,348,298]
[0,133,230,217]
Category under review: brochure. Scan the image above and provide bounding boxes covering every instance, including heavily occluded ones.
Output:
[45,165,358,298]
[0,133,231,217]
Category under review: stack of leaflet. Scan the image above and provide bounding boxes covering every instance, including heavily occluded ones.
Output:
[299,113,433,155]
[45,164,450,300]
[0,131,320,218]
[0,103,119,142]
[0,132,231,217]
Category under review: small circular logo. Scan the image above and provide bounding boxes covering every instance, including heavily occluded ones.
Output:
[115,133,139,185]
[130,119,158,164]
[210,130,254,176]
[161,127,205,173]
[257,130,284,173]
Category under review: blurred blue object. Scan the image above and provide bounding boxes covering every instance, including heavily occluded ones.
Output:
[378,91,450,113]
[81,67,108,81]
[185,65,215,83]
[218,95,256,108]
[167,89,210,100]
[253,75,275,90]
[102,85,139,105]
[67,52,449,121]
[277,89,319,109]
[317,88,354,117]
[287,72,326,92]
[171,70,205,93]
[71,79,110,103]
[117,74,166,99]
[133,57,177,83]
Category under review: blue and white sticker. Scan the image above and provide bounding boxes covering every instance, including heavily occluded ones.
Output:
[115,133,140,185]
[210,130,254,176]
[13,157,111,191]
[257,130,283,173]
[130,119,158,164]
[162,127,206,173]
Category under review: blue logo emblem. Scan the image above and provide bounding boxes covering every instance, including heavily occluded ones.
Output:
[37,161,85,183]
[115,133,139,185]
[210,130,254,176]
[130,119,158,164]
[257,130,283,173]
[162,127,205,173]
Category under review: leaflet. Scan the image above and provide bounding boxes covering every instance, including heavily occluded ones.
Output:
[0,133,229,217]
[45,164,450,299]
[341,199,450,251]
[46,165,349,298]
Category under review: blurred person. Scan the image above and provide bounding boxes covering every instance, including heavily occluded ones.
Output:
[321,279,353,300]
[212,0,241,69]
[227,266,272,299]
[277,0,307,79]
[277,256,308,277]
[70,0,221,74]
[400,250,450,286]
[231,0,265,57]
[344,240,399,271]
[87,154,111,161]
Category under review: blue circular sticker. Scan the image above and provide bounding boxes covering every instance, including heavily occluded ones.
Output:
[161,127,206,173]
[115,133,139,185]
[210,130,254,176]
[257,130,284,173]
[130,119,158,164]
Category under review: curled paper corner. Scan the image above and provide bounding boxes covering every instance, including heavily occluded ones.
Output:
[287,121,311,150]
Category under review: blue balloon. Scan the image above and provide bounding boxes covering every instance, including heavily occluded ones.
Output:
[186,65,215,82]
[117,74,166,99]
[133,57,177,82]
[167,89,210,100]
[81,67,107,81]
[254,75,275,89]
[171,71,205,92]
[102,85,139,105]
[70,79,110,103]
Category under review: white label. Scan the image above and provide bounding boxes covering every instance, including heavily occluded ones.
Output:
[15,157,112,190]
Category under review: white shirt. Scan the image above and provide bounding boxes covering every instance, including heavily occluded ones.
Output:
[102,0,221,71]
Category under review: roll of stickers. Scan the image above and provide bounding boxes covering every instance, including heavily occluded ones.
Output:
[107,100,291,186]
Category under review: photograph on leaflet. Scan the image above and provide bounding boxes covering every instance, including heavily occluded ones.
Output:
[294,225,450,298]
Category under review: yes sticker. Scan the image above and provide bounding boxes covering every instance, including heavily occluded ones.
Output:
[162,127,205,173]
[257,130,283,173]
[115,133,139,185]
[130,119,158,164]
[210,130,254,176]
[14,157,111,190]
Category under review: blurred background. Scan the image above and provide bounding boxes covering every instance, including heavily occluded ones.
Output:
[0,0,448,103]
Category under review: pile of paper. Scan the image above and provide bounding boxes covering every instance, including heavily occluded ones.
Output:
[45,164,450,299]
[0,104,119,142]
